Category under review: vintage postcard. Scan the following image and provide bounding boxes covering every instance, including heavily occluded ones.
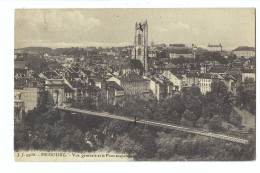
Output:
[14,8,255,161]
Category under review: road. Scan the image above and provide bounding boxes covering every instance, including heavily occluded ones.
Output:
[233,106,255,130]
[58,107,249,144]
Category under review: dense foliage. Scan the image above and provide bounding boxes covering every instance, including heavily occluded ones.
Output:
[15,82,255,161]
[236,86,256,115]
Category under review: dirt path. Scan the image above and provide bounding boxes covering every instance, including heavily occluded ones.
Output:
[233,107,255,130]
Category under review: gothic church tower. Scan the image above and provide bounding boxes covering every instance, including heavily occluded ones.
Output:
[132,20,148,74]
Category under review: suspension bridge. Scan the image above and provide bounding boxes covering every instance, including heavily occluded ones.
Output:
[58,106,249,144]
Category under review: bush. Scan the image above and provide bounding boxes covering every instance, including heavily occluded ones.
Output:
[208,115,223,131]
[180,117,194,127]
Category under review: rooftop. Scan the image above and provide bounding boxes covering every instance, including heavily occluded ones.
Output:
[220,74,236,81]
[199,73,219,79]
[233,46,255,51]
[14,61,27,69]
[170,68,186,75]
[42,71,61,79]
[208,67,229,74]
[208,44,222,47]
[107,81,124,91]
[241,68,255,73]
[186,72,199,77]
[64,84,74,93]
[169,48,193,54]
[120,72,146,82]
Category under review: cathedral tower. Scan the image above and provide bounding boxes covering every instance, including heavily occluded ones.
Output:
[132,20,148,74]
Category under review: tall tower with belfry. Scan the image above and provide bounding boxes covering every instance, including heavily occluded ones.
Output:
[132,20,149,75]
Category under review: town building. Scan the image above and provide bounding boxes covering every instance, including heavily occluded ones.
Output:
[14,61,28,78]
[148,51,157,58]
[14,89,25,122]
[185,73,199,87]
[21,86,44,112]
[93,78,103,89]
[107,76,121,86]
[64,85,74,103]
[101,81,124,105]
[207,44,222,52]
[219,74,237,94]
[147,76,173,101]
[233,46,255,59]
[241,68,255,82]
[120,72,150,95]
[169,49,194,59]
[169,44,186,48]
[198,73,219,95]
[208,66,229,75]
[45,79,66,106]
[162,69,185,92]
[227,68,243,87]
[65,56,75,64]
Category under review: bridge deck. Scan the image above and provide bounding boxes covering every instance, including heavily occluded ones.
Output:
[58,107,249,144]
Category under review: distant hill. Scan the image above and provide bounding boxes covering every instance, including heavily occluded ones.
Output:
[20,47,53,53]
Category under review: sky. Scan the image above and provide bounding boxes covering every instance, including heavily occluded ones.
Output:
[15,8,255,50]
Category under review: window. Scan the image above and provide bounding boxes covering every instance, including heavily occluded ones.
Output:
[138,34,142,45]
[138,48,142,55]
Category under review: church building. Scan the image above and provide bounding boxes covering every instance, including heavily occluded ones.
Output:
[131,20,149,75]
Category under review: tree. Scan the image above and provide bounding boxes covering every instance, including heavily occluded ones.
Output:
[141,135,158,159]
[186,86,201,96]
[184,95,202,119]
[211,81,228,94]
[235,86,255,114]
[60,128,87,151]
[26,57,50,74]
[154,100,181,124]
[24,108,39,127]
[202,104,216,120]
[112,134,143,157]
[37,91,48,113]
[227,54,237,63]
[14,122,29,150]
[182,109,197,122]
[35,108,61,126]
[166,95,186,116]
[155,137,181,159]
[197,117,206,128]
[106,120,129,136]
[180,117,194,127]
[168,111,180,124]
[229,110,242,128]
[208,115,223,131]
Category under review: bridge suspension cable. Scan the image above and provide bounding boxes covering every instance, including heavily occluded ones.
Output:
[58,107,249,144]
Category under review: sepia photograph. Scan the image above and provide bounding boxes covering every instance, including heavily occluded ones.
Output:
[13,8,256,161]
